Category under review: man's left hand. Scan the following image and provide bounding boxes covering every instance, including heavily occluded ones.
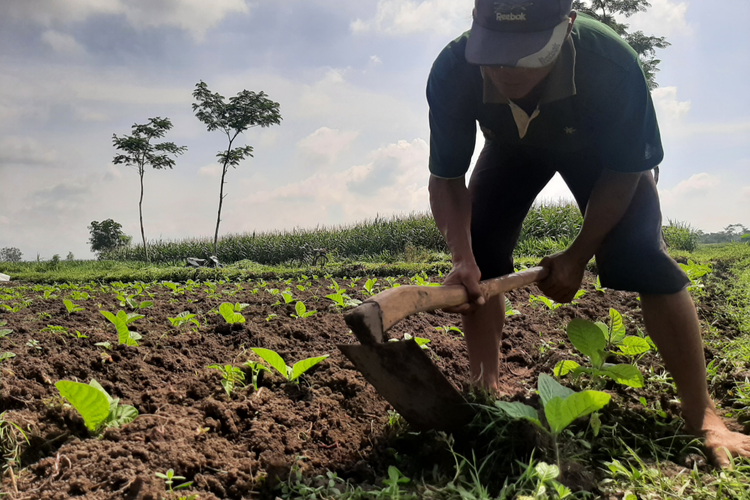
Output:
[537,251,588,303]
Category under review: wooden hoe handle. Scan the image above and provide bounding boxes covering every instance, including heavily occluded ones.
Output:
[369,266,547,334]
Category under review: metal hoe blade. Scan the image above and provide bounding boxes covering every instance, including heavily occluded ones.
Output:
[337,340,475,431]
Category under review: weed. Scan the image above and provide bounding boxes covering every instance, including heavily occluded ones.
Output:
[243,361,270,391]
[207,364,245,397]
[155,469,194,497]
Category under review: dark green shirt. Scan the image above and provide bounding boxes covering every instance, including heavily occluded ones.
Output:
[426,14,663,179]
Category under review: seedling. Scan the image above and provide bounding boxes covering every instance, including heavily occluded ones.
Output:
[26,339,41,350]
[155,469,194,496]
[291,301,316,319]
[0,352,15,362]
[250,347,329,384]
[389,333,430,349]
[325,292,362,310]
[218,302,246,325]
[0,323,12,340]
[529,295,562,311]
[168,312,200,329]
[494,374,610,463]
[41,325,67,336]
[242,361,270,390]
[505,297,521,316]
[63,299,84,314]
[266,314,277,322]
[594,276,607,293]
[55,379,139,434]
[69,291,90,301]
[553,316,645,388]
[207,364,245,397]
[100,310,144,346]
[363,278,378,296]
[435,325,463,336]
[281,291,295,304]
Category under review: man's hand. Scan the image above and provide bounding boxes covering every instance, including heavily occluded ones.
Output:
[537,251,587,303]
[442,259,486,314]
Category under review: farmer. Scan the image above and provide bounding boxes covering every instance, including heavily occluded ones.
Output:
[427,0,750,465]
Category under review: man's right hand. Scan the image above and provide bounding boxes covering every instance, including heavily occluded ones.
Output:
[442,259,485,314]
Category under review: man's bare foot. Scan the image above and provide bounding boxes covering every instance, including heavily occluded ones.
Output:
[699,413,750,467]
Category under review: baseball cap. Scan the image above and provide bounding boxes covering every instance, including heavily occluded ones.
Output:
[465,0,574,68]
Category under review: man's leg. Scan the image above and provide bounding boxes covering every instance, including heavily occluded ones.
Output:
[462,294,505,388]
[464,144,554,390]
[641,290,750,465]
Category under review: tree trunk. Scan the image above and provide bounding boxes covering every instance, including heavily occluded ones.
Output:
[213,140,234,257]
[139,168,149,262]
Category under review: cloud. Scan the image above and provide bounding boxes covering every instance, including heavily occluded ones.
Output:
[370,55,383,65]
[41,30,87,56]
[198,164,223,177]
[297,127,360,166]
[652,86,691,123]
[1,0,250,41]
[0,137,58,165]
[625,0,693,38]
[659,173,720,208]
[235,138,430,228]
[351,0,472,36]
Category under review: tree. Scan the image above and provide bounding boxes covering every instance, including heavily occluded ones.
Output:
[0,247,23,262]
[572,0,670,89]
[192,81,282,256]
[66,252,75,261]
[112,117,187,261]
[88,219,133,254]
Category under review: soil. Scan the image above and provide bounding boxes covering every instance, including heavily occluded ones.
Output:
[0,272,717,499]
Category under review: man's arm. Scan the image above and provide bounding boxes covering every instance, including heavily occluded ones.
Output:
[538,168,643,302]
[429,175,485,311]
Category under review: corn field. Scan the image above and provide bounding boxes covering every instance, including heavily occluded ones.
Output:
[103,204,585,265]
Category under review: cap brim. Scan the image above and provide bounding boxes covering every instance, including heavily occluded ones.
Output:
[465,18,568,67]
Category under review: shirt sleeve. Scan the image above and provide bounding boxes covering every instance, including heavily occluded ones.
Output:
[594,61,664,173]
[426,43,478,179]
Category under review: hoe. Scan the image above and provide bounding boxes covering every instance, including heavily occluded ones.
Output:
[337,267,547,431]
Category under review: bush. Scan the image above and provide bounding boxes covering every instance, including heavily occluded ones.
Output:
[663,220,699,252]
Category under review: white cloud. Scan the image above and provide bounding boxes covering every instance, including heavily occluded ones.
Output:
[235,139,430,229]
[659,173,720,209]
[351,0,472,36]
[0,136,58,165]
[198,164,223,177]
[652,86,691,123]
[1,0,250,41]
[297,127,360,166]
[370,55,383,65]
[41,30,87,56]
[625,0,693,38]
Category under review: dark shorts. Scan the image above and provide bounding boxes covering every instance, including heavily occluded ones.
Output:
[469,142,689,295]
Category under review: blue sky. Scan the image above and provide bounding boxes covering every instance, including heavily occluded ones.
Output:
[0,0,748,260]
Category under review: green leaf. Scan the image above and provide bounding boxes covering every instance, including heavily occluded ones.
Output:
[295,301,306,317]
[618,336,651,356]
[219,302,245,324]
[138,300,153,309]
[553,360,580,377]
[494,401,541,427]
[101,310,138,346]
[545,390,611,435]
[534,462,560,482]
[125,312,144,324]
[55,380,111,432]
[88,379,113,404]
[601,364,644,388]
[538,373,575,407]
[567,319,606,368]
[608,309,626,344]
[290,355,330,381]
[251,348,290,379]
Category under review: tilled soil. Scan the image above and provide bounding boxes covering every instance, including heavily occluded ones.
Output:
[0,273,663,499]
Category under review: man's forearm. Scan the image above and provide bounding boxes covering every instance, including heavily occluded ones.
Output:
[428,175,475,263]
[567,169,644,264]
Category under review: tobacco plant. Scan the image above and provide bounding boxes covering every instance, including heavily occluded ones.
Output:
[389,333,430,350]
[63,299,84,314]
[242,361,270,390]
[553,312,645,388]
[290,301,316,319]
[55,379,139,434]
[251,348,329,384]
[100,310,144,346]
[218,302,246,325]
[168,312,200,329]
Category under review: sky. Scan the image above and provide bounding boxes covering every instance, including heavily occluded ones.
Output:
[0,0,748,260]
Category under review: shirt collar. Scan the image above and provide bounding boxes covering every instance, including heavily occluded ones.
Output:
[482,35,577,106]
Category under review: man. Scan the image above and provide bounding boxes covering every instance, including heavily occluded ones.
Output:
[426,0,750,465]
